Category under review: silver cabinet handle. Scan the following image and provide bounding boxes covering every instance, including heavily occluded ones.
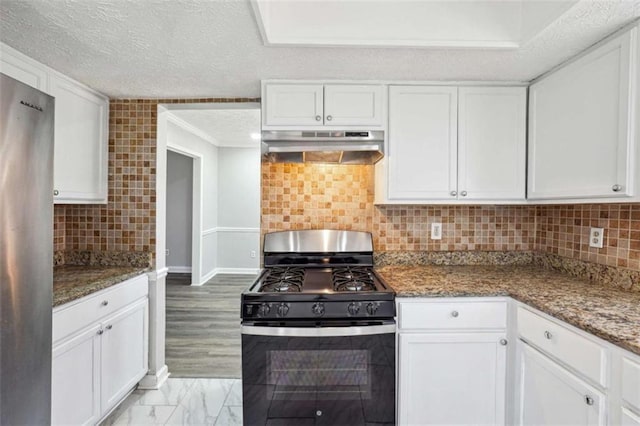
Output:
[450,191,457,197]
[544,331,552,340]
[460,191,467,197]
[315,115,322,121]
[451,311,459,318]
[53,189,59,196]
[326,115,332,121]
[97,329,104,335]
[499,339,508,346]
[585,395,594,406]
[612,184,622,192]
[106,324,113,330]
[101,300,109,306]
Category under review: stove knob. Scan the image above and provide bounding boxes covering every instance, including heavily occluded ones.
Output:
[277,303,290,317]
[258,303,271,317]
[366,303,378,316]
[312,302,325,316]
[348,302,360,316]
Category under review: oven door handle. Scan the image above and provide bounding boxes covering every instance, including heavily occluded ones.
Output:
[241,324,396,337]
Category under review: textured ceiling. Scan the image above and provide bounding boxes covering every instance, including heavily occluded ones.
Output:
[0,0,638,98]
[168,108,261,148]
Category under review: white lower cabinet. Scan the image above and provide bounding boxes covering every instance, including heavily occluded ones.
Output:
[397,298,508,425]
[52,324,102,426]
[399,332,507,425]
[518,343,605,425]
[52,275,149,425]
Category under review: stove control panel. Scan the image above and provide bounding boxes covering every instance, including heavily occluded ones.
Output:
[243,300,394,320]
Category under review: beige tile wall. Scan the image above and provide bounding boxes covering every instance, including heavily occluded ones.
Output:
[536,204,640,270]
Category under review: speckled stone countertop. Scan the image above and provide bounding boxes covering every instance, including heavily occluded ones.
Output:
[53,266,150,307]
[377,265,640,356]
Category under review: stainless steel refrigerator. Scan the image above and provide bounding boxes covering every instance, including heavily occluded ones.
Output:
[0,73,54,425]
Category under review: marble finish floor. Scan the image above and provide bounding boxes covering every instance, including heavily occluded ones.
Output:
[101,378,242,426]
[166,273,256,378]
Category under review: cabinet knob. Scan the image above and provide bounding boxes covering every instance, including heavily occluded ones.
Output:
[450,191,457,197]
[584,395,594,406]
[315,115,322,121]
[106,324,113,330]
[499,339,508,346]
[612,184,622,192]
[326,115,332,121]
[544,330,552,340]
[97,329,104,335]
[53,189,59,196]
[101,300,109,306]
[460,191,468,197]
[451,310,459,318]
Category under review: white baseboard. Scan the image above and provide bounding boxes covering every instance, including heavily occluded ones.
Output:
[196,268,218,286]
[168,266,192,273]
[138,365,170,390]
[213,267,261,276]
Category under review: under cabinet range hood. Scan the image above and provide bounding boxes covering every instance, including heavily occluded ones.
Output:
[261,130,384,164]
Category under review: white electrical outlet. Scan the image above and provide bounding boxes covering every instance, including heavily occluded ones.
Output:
[165,249,170,256]
[431,223,442,240]
[250,250,256,258]
[589,227,604,248]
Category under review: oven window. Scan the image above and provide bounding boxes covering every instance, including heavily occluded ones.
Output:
[269,349,370,400]
[242,333,395,426]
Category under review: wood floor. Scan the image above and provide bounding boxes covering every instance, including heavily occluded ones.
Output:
[165,273,255,378]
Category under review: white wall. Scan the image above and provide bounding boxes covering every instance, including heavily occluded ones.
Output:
[166,151,193,272]
[167,120,219,283]
[217,147,261,272]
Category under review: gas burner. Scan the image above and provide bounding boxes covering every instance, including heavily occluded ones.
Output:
[261,267,305,293]
[333,267,375,292]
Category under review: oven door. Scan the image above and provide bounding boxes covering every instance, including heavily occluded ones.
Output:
[241,323,396,426]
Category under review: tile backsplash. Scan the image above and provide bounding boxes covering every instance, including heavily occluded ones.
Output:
[536,204,640,270]
[261,163,639,271]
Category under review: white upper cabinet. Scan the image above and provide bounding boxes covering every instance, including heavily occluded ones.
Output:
[50,73,109,204]
[262,82,384,128]
[1,42,109,204]
[381,85,526,203]
[387,85,458,200]
[528,25,638,200]
[458,87,526,201]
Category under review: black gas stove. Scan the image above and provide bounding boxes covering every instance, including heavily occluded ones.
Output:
[241,230,396,426]
[241,231,395,323]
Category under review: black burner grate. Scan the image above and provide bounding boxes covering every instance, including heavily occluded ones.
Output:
[261,267,305,292]
[332,267,375,292]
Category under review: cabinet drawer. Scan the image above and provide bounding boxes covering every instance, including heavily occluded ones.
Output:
[623,357,640,411]
[53,274,148,343]
[398,299,507,330]
[517,306,607,387]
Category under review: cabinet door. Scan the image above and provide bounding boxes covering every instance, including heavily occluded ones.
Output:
[323,84,383,126]
[528,28,636,199]
[100,299,149,413]
[458,87,526,200]
[398,332,507,425]
[0,44,48,92]
[388,86,458,200]
[52,324,101,426]
[518,343,605,426]
[50,73,108,204]
[263,83,324,126]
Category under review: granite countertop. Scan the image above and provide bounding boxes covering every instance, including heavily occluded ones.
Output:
[377,265,640,356]
[53,265,150,307]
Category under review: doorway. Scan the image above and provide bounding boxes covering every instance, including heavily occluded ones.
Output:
[159,103,261,378]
